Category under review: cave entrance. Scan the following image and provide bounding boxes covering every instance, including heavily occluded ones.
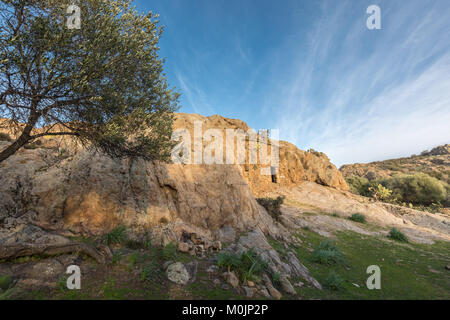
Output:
[270,166,277,183]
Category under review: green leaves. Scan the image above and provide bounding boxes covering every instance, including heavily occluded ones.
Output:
[0,0,179,162]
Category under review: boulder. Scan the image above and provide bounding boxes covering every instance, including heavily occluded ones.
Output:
[166,262,190,285]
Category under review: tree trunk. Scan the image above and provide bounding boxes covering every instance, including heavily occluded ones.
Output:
[0,243,112,264]
[0,131,31,163]
[0,113,39,163]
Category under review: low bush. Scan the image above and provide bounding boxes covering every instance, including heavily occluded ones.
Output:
[0,275,13,291]
[347,172,448,208]
[141,262,162,282]
[323,271,344,291]
[386,173,447,206]
[162,242,178,261]
[256,196,285,222]
[311,240,346,265]
[389,228,408,242]
[217,251,242,273]
[348,213,366,223]
[217,249,268,282]
[104,226,128,246]
[346,176,370,196]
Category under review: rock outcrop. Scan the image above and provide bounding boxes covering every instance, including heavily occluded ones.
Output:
[340,143,450,185]
[0,113,347,244]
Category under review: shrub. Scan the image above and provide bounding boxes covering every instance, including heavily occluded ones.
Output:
[348,213,366,223]
[389,228,408,242]
[237,249,267,282]
[346,176,370,196]
[57,275,69,292]
[368,184,393,201]
[217,249,267,282]
[271,272,282,287]
[125,238,151,250]
[0,275,13,291]
[162,242,178,261]
[256,196,285,222]
[323,271,344,291]
[0,133,11,142]
[141,262,161,282]
[385,173,447,206]
[217,251,242,273]
[104,226,128,246]
[311,240,346,265]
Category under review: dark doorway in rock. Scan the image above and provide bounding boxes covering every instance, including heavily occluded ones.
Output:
[271,166,277,183]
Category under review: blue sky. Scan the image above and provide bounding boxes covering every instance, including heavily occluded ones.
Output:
[133,0,450,166]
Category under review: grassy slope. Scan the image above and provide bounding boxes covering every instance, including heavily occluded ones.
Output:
[3,227,449,300]
[271,229,450,300]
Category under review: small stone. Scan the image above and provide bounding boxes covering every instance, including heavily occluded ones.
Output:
[221,283,230,290]
[243,286,255,298]
[247,280,255,287]
[294,281,304,288]
[352,283,360,288]
[213,278,221,286]
[212,240,222,251]
[178,242,190,253]
[267,286,282,300]
[259,288,271,298]
[222,271,239,288]
[206,265,219,273]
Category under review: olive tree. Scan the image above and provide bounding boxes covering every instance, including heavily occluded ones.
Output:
[0,0,179,163]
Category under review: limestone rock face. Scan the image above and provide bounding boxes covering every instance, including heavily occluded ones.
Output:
[172,113,349,194]
[0,113,346,243]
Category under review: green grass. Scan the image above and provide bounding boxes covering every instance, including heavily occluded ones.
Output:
[291,229,450,299]
[187,279,245,300]
[349,213,367,224]
[311,240,346,266]
[0,275,13,291]
[162,242,178,261]
[389,228,409,242]
[323,271,344,291]
[104,226,128,245]
[216,249,268,282]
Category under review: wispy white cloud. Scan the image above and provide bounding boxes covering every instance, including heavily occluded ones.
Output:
[273,0,450,166]
[175,71,215,115]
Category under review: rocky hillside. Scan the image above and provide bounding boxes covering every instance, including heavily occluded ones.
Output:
[340,144,450,185]
[0,113,347,242]
[1,115,449,300]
